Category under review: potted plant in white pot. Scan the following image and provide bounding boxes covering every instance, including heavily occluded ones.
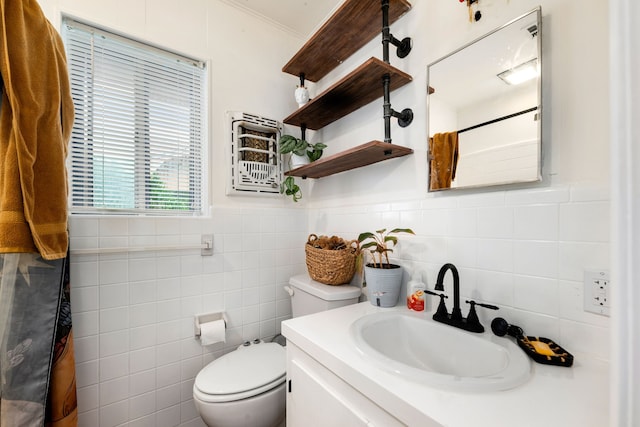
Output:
[357,228,415,307]
[278,134,326,168]
[278,135,326,202]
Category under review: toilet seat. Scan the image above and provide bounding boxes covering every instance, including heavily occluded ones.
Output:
[194,342,286,403]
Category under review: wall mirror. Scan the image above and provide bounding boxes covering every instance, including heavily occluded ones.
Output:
[427,7,541,192]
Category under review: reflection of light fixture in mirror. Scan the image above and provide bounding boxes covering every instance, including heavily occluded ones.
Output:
[497,59,538,85]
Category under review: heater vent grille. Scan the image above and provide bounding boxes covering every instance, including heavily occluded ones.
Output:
[227,112,283,195]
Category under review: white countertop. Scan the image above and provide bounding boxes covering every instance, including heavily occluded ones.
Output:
[282,302,609,427]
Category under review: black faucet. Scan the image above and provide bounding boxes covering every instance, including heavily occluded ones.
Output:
[424,263,499,333]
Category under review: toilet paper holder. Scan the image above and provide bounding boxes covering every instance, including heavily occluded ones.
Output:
[194,311,228,339]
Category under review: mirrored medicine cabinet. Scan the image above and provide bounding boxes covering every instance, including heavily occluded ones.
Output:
[427,7,542,192]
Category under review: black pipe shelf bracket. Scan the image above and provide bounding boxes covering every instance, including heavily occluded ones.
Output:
[298,72,306,141]
[381,0,413,144]
[299,73,307,139]
[381,0,412,62]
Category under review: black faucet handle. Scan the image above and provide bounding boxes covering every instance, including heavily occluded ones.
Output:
[426,291,449,320]
[463,301,500,333]
[466,300,499,311]
[463,300,485,333]
[423,289,446,297]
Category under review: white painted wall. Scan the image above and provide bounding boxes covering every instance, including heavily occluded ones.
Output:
[307,0,609,205]
[306,0,612,366]
[33,0,612,425]
[39,1,310,426]
[46,0,310,210]
[306,0,611,417]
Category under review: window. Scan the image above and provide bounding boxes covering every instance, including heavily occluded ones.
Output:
[63,18,206,215]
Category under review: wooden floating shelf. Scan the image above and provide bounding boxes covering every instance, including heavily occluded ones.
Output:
[285,141,413,179]
[282,0,412,82]
[283,57,412,130]
[280,0,414,180]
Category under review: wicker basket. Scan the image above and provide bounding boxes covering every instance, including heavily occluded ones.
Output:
[305,234,359,285]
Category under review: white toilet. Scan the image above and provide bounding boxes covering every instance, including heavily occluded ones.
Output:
[285,274,362,318]
[193,274,361,427]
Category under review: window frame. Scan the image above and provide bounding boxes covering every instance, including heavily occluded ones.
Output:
[62,17,208,216]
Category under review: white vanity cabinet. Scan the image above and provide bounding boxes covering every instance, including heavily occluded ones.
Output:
[283,303,610,427]
[286,343,404,427]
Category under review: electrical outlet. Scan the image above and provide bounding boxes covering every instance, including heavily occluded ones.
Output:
[584,270,610,316]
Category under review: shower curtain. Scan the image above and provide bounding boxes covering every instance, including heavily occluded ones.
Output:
[0,253,77,426]
[0,0,77,425]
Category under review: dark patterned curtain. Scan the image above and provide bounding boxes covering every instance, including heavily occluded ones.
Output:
[0,253,77,426]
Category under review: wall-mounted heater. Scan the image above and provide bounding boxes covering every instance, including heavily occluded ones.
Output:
[226,111,283,195]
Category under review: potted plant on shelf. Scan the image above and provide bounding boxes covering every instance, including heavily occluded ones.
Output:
[278,135,327,202]
[357,228,415,307]
[278,134,326,168]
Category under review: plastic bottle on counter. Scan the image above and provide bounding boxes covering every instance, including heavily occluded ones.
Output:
[407,275,425,311]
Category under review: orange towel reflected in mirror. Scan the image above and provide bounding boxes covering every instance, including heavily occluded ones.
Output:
[429,132,459,191]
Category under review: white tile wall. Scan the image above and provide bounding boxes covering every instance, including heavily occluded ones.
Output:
[69,185,610,426]
[308,184,611,361]
[69,207,307,427]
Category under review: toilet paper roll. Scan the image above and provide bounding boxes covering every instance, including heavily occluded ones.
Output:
[199,319,226,346]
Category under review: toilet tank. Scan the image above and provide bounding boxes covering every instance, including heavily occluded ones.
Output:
[288,274,361,318]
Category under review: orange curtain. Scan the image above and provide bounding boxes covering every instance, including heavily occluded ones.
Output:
[45,254,78,427]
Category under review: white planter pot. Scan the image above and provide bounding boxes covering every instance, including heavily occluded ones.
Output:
[290,153,309,169]
[364,264,404,307]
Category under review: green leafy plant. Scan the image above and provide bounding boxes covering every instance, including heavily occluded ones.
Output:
[278,135,326,202]
[278,135,327,162]
[280,176,302,202]
[357,228,415,269]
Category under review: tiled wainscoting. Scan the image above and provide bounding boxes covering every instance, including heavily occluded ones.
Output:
[308,184,611,360]
[69,207,308,427]
[68,183,610,426]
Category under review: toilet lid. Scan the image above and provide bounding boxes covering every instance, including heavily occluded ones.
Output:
[289,274,361,300]
[195,342,286,399]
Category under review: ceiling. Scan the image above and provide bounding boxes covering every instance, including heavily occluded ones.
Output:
[221,0,343,38]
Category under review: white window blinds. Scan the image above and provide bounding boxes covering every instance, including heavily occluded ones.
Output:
[63,19,206,215]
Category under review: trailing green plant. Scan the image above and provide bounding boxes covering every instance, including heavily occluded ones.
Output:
[357,228,415,269]
[280,176,302,202]
[278,135,327,162]
[278,135,326,202]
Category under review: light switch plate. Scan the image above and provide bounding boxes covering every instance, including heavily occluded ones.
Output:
[584,270,610,316]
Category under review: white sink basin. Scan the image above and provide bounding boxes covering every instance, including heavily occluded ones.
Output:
[351,311,530,392]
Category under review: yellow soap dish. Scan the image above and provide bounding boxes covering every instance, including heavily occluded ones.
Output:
[516,336,574,367]
[491,317,574,367]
